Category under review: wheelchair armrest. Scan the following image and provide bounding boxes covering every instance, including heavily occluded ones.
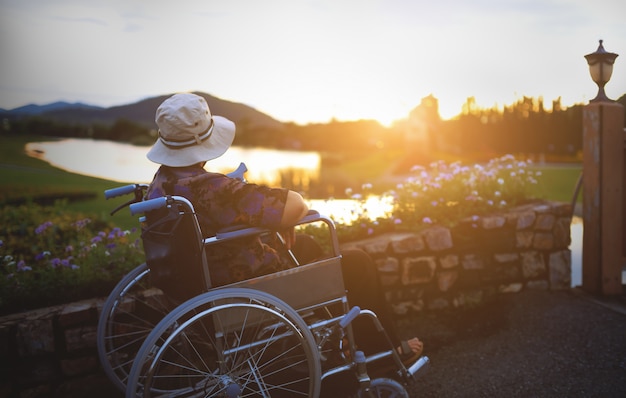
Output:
[214,225,267,240]
[206,209,340,256]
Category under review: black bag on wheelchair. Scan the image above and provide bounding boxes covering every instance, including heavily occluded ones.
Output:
[141,204,208,302]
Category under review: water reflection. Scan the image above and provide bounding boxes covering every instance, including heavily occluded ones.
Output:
[25,139,320,188]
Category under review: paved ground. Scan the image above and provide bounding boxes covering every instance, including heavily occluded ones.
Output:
[80,287,626,398]
[401,287,626,398]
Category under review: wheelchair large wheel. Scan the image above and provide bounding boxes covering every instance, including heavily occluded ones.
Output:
[358,377,409,398]
[126,287,321,398]
[97,263,179,392]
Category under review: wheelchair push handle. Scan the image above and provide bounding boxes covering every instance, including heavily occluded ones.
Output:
[339,306,361,329]
[104,184,138,199]
[129,197,168,216]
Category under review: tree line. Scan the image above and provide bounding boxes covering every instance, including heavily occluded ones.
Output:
[3,94,625,166]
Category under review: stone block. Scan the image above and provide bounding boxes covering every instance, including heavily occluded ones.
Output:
[17,319,55,356]
[461,254,484,270]
[58,301,96,328]
[401,256,436,285]
[375,257,400,287]
[17,384,53,398]
[391,299,424,315]
[389,233,425,253]
[357,238,389,255]
[499,283,524,293]
[422,226,453,251]
[483,264,520,283]
[439,254,459,269]
[493,253,519,263]
[521,251,546,279]
[534,213,556,231]
[452,289,484,308]
[427,298,450,310]
[553,217,572,249]
[549,250,572,290]
[64,326,97,352]
[481,215,506,229]
[437,270,459,292]
[526,279,549,290]
[533,204,552,213]
[516,230,534,249]
[533,232,554,250]
[553,202,573,217]
[515,211,536,230]
[341,233,392,255]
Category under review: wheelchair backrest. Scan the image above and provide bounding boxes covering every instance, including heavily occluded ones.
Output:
[140,198,210,302]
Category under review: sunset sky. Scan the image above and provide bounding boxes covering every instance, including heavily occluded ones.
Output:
[1,0,625,125]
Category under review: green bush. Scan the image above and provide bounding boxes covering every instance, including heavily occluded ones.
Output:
[303,154,543,243]
[0,202,144,315]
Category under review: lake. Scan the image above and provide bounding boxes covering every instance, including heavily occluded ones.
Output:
[26,138,588,286]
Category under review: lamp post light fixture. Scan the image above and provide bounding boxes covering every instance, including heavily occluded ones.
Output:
[584,39,619,103]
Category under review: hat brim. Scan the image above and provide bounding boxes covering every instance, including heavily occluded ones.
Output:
[147,116,236,167]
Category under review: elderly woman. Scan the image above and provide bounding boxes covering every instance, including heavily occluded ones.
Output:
[145,92,423,366]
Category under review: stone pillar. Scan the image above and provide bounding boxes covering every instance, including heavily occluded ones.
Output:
[582,101,624,295]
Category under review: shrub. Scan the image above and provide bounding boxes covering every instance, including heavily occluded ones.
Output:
[0,202,143,315]
[304,155,542,243]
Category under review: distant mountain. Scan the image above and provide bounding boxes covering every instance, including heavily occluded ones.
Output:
[8,101,103,115]
[3,92,284,130]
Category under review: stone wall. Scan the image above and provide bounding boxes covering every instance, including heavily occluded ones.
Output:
[0,298,117,397]
[0,200,573,396]
[341,200,573,315]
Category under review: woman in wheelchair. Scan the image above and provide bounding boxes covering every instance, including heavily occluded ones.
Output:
[146,93,423,366]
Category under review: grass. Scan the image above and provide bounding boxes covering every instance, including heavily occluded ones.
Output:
[527,165,582,204]
[0,134,139,230]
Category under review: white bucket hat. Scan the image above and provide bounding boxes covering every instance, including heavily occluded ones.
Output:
[147,93,236,167]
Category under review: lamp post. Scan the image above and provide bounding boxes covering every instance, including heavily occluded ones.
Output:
[581,39,624,295]
[584,39,619,103]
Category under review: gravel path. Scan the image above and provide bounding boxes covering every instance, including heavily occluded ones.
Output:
[402,288,626,398]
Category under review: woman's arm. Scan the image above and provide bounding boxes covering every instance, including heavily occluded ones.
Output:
[280,190,309,227]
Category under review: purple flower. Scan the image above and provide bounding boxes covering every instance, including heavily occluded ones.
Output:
[50,258,61,268]
[423,217,433,224]
[91,236,103,244]
[65,245,73,253]
[73,218,91,229]
[61,257,75,268]
[35,221,53,235]
[106,243,116,250]
[108,228,122,240]
[17,260,32,272]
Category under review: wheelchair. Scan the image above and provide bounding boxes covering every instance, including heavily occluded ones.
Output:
[97,164,429,397]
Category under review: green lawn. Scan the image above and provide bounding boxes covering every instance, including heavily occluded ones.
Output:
[0,134,139,229]
[527,165,582,204]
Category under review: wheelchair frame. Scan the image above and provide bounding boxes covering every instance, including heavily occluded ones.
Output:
[97,178,429,398]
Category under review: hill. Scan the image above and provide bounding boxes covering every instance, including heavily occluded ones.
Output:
[2,92,284,130]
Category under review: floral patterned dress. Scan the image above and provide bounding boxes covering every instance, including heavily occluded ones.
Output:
[146,164,292,286]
